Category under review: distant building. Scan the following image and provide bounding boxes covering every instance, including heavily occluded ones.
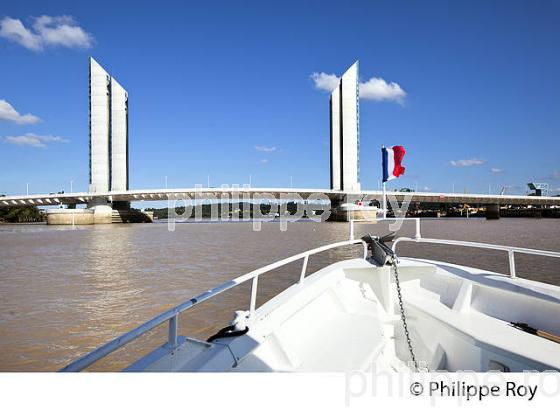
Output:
[330,61,360,192]
[89,57,129,193]
[527,182,549,197]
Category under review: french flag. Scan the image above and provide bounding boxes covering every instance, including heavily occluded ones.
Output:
[382,146,406,183]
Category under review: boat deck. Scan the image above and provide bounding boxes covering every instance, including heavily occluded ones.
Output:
[397,259,560,371]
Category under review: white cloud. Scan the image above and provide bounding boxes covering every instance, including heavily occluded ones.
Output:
[33,15,93,48]
[2,133,69,148]
[255,145,276,153]
[0,100,40,124]
[490,167,503,173]
[310,71,407,104]
[0,15,93,51]
[0,17,42,50]
[259,159,269,164]
[450,158,485,167]
[359,77,406,104]
[310,72,340,92]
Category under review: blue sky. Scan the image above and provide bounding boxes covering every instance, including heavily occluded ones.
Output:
[1,0,559,197]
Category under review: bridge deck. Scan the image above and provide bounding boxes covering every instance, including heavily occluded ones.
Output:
[1,188,559,208]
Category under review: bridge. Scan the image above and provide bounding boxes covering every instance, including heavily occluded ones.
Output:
[2,187,558,207]
[3,59,558,224]
[2,187,559,224]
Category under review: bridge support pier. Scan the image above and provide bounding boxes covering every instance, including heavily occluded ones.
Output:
[486,203,500,220]
[46,209,94,225]
[87,198,114,224]
[45,199,153,225]
[91,204,114,224]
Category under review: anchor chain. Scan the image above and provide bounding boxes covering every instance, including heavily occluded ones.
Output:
[391,261,419,371]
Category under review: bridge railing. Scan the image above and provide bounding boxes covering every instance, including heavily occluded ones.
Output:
[60,238,368,372]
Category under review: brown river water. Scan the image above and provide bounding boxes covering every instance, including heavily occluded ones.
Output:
[0,218,559,371]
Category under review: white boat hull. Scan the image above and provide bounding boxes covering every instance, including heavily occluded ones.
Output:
[126,257,560,372]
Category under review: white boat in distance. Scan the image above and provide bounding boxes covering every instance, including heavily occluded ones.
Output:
[61,219,560,372]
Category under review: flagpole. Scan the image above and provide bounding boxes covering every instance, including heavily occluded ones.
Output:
[381,145,387,219]
[382,181,387,219]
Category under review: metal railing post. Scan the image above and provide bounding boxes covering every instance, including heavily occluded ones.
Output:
[508,250,516,279]
[299,254,309,284]
[249,276,259,318]
[168,314,178,348]
[415,218,421,239]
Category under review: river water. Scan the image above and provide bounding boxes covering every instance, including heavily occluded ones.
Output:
[0,218,559,371]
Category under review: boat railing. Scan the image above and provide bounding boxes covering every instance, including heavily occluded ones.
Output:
[392,236,560,279]
[350,217,560,279]
[60,238,368,372]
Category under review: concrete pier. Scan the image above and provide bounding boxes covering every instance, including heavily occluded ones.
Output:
[46,209,94,225]
[46,205,153,225]
[92,204,114,224]
[112,209,154,223]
